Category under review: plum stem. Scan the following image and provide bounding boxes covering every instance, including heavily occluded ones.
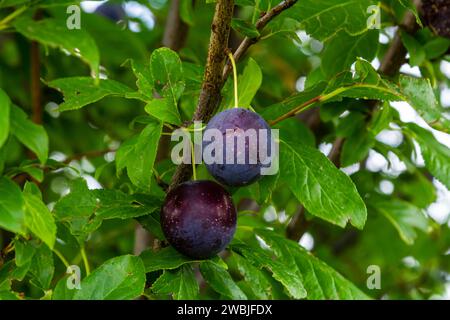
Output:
[52,248,70,269]
[191,139,197,181]
[81,246,91,276]
[227,51,239,108]
[0,5,27,31]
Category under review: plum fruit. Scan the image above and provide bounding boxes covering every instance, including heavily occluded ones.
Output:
[95,3,126,22]
[161,180,237,259]
[203,108,272,187]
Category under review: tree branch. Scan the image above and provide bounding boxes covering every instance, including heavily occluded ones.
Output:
[162,0,190,51]
[379,0,421,76]
[169,0,235,191]
[156,0,191,166]
[222,0,298,80]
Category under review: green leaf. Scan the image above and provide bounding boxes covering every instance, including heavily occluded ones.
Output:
[230,241,306,299]
[152,265,199,299]
[258,171,280,204]
[0,0,80,7]
[404,123,450,189]
[116,121,163,190]
[341,125,375,167]
[73,255,146,300]
[23,192,57,249]
[423,37,450,60]
[0,290,20,300]
[233,253,271,299]
[285,0,376,41]
[401,32,425,66]
[261,81,328,121]
[397,173,437,209]
[398,75,442,126]
[14,17,100,77]
[368,102,393,135]
[200,260,247,300]
[146,47,184,125]
[93,190,161,220]
[322,60,445,130]
[126,59,153,100]
[321,30,378,77]
[275,118,316,147]
[0,260,31,287]
[255,229,370,300]
[23,181,41,199]
[0,89,10,149]
[180,0,195,26]
[368,195,429,245]
[47,77,134,112]
[53,178,97,238]
[20,166,44,183]
[140,247,196,273]
[279,138,367,229]
[325,58,401,101]
[231,19,260,38]
[54,179,161,239]
[52,275,75,300]
[10,105,48,164]
[145,98,181,125]
[0,177,25,234]
[29,243,54,290]
[0,0,28,8]
[15,239,36,267]
[136,207,165,239]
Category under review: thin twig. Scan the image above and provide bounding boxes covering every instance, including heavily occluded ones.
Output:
[269,95,321,126]
[162,0,189,51]
[81,246,91,276]
[222,0,298,80]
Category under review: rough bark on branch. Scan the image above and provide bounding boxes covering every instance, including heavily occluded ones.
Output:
[168,0,235,191]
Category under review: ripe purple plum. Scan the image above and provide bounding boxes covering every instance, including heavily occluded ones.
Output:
[161,180,237,259]
[203,108,272,187]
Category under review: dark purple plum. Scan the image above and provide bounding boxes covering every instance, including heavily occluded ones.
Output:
[161,180,236,259]
[95,3,126,22]
[203,108,272,187]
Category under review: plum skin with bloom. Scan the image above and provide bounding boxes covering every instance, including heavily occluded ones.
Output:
[203,108,272,187]
[161,180,237,259]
